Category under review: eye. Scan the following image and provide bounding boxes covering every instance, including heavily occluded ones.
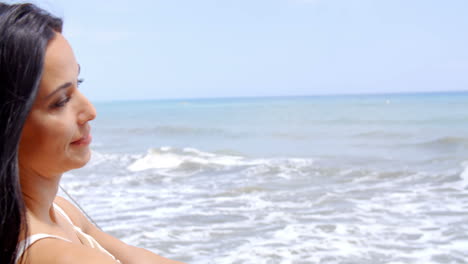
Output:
[77,78,84,87]
[52,95,71,108]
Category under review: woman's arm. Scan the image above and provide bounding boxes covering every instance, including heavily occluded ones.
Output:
[54,196,185,264]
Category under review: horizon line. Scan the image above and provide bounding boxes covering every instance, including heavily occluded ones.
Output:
[92,89,468,103]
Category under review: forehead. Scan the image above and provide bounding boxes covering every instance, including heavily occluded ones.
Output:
[39,33,78,95]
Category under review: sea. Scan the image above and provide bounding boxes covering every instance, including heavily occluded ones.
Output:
[60,91,468,264]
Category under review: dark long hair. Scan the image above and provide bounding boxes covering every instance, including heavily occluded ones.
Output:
[0,3,62,264]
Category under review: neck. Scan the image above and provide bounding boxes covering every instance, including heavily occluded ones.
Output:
[20,166,62,222]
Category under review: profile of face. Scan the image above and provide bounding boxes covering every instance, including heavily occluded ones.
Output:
[18,33,96,177]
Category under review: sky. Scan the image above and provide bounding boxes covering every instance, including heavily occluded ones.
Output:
[10,0,468,101]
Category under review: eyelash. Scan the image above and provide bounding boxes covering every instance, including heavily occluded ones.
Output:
[52,78,84,109]
[53,95,71,108]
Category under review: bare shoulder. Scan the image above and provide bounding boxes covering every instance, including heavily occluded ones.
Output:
[53,196,87,227]
[25,238,119,264]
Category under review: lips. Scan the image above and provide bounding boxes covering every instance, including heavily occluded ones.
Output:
[71,130,92,146]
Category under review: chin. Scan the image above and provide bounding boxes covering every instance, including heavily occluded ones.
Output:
[69,149,92,169]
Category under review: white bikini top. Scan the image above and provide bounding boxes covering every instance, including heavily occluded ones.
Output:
[15,203,121,263]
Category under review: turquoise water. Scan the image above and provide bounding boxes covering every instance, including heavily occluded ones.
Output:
[92,92,468,167]
[63,91,468,263]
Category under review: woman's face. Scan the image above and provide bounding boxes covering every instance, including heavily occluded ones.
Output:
[18,33,96,177]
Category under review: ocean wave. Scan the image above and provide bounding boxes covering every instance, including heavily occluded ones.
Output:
[126,146,315,175]
[459,161,468,190]
[353,130,413,139]
[318,118,442,125]
[270,132,311,140]
[413,136,468,150]
[88,151,141,167]
[127,147,248,171]
[123,125,244,138]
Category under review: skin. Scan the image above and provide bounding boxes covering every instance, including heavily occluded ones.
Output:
[17,33,185,264]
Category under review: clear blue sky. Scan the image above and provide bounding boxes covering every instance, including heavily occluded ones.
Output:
[18,0,468,101]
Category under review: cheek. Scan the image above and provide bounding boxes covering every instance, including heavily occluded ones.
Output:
[19,118,74,167]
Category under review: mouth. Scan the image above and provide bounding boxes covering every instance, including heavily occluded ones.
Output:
[71,130,92,146]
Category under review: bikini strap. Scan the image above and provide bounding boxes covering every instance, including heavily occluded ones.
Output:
[53,203,75,225]
[15,233,72,263]
[53,204,121,263]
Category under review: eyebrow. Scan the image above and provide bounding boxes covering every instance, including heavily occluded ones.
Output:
[43,64,81,101]
[43,82,72,101]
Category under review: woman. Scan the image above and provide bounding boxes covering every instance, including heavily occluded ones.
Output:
[0,3,185,264]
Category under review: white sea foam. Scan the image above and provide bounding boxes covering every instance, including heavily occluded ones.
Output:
[60,145,468,264]
[459,161,468,190]
[88,150,141,167]
[126,147,314,175]
[127,147,246,171]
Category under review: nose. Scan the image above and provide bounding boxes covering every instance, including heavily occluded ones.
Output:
[77,91,97,125]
